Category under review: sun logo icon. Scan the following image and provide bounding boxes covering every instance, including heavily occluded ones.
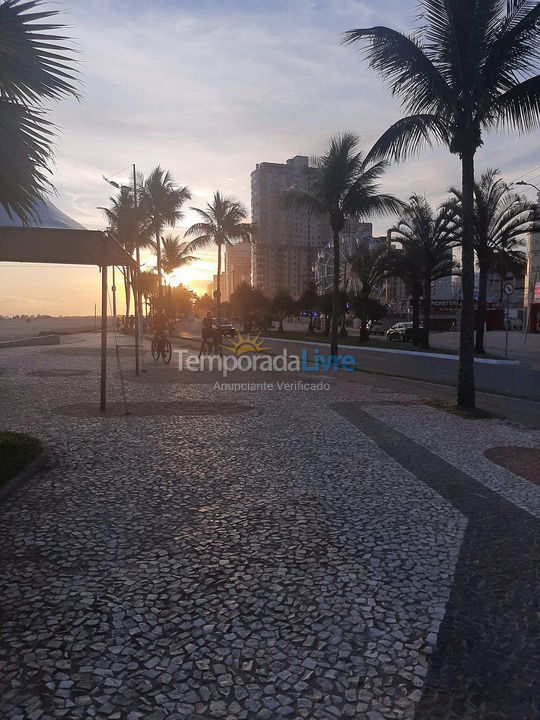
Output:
[222,332,270,357]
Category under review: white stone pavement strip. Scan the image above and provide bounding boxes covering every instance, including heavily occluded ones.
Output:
[363,404,540,519]
[0,333,534,719]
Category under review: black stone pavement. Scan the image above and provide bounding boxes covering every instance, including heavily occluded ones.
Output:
[333,403,540,720]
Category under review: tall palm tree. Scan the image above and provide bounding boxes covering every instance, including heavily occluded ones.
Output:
[159,234,199,276]
[386,244,424,342]
[157,234,199,318]
[390,196,459,348]
[142,166,191,296]
[0,0,78,219]
[100,187,152,320]
[349,240,392,343]
[344,0,540,407]
[450,169,531,352]
[282,133,401,356]
[185,191,252,332]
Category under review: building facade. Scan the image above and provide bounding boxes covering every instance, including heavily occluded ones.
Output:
[251,155,330,298]
[223,240,251,301]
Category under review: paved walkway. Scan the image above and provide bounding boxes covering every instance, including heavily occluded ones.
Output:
[0,333,539,720]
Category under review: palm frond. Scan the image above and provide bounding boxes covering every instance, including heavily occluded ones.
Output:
[366,114,450,163]
[0,0,79,104]
[342,26,452,115]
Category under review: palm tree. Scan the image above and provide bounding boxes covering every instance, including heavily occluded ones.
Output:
[282,133,401,356]
[159,234,199,276]
[185,192,252,333]
[390,196,459,348]
[386,244,424,343]
[142,166,191,296]
[450,170,530,353]
[0,0,78,219]
[100,187,152,320]
[344,0,540,406]
[158,234,199,319]
[349,240,392,343]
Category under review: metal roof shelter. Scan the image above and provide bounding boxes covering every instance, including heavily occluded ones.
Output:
[0,198,138,410]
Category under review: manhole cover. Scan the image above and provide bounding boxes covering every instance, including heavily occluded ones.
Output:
[484,446,540,486]
[53,401,254,418]
[28,369,90,377]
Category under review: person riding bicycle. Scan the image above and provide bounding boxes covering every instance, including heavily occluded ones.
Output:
[152,307,168,340]
[199,311,215,357]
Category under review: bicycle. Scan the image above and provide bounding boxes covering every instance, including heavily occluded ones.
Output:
[151,333,172,364]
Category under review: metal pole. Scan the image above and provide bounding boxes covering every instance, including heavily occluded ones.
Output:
[100,256,108,411]
[133,163,142,376]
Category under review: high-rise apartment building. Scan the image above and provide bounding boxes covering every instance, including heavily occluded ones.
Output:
[251,155,330,298]
[223,240,251,301]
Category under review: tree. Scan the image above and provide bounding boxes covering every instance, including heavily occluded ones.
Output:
[229,282,269,332]
[271,290,296,332]
[100,186,152,319]
[185,192,252,334]
[0,0,78,219]
[159,234,199,276]
[142,167,191,296]
[344,0,540,406]
[386,245,424,342]
[169,284,196,319]
[138,271,159,316]
[349,240,392,343]
[449,169,531,352]
[194,294,216,317]
[282,133,401,356]
[390,196,458,348]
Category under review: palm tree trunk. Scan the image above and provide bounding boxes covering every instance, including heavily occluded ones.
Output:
[124,268,131,323]
[216,242,222,339]
[475,264,489,354]
[279,314,284,333]
[421,277,431,349]
[155,227,162,298]
[331,228,340,356]
[412,286,420,340]
[458,147,477,408]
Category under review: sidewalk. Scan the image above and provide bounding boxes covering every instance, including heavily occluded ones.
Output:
[0,332,539,719]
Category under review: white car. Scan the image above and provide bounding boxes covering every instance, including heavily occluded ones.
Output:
[386,322,413,341]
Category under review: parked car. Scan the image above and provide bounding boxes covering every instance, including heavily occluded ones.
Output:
[368,320,385,335]
[219,320,237,337]
[386,322,413,341]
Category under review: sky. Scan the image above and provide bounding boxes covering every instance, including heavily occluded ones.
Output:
[2,0,540,315]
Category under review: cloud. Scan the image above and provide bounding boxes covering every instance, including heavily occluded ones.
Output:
[2,0,540,314]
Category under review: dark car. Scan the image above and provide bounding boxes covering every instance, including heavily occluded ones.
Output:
[219,321,237,338]
[386,322,413,341]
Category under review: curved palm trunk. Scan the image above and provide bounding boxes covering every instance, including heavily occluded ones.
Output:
[411,285,421,340]
[124,268,131,324]
[330,228,340,356]
[155,227,163,298]
[421,276,432,349]
[458,148,477,408]
[475,263,489,354]
[216,243,222,348]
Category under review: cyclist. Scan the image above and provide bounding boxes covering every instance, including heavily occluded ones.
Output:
[152,306,168,343]
[199,311,214,357]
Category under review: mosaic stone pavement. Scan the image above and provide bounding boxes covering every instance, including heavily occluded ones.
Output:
[0,333,539,720]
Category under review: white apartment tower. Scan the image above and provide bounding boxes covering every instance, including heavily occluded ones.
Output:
[251,155,330,298]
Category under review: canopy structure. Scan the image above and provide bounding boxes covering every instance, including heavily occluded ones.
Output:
[0,197,139,410]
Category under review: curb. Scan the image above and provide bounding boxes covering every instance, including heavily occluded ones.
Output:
[0,335,60,348]
[0,452,48,503]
